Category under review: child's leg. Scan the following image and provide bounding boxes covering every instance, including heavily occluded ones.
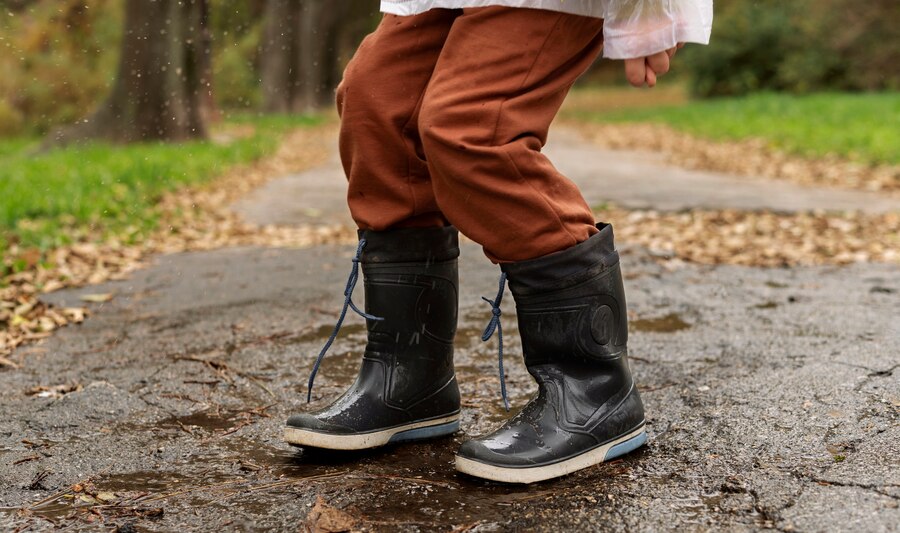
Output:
[414,8,647,483]
[285,11,465,450]
[418,7,604,263]
[338,10,458,230]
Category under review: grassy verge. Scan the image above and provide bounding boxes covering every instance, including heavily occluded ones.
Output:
[0,114,320,265]
[563,89,900,166]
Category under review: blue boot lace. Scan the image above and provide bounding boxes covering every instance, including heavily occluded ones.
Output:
[481,272,510,411]
[307,239,384,402]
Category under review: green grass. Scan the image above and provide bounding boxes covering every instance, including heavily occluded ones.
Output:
[0,113,321,261]
[569,91,900,166]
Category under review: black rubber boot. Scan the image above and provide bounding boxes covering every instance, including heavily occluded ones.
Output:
[284,226,461,450]
[455,223,646,483]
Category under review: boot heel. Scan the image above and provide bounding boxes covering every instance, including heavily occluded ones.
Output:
[388,419,460,444]
[603,427,648,461]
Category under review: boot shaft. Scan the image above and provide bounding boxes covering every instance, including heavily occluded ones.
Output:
[359,225,459,358]
[358,226,460,408]
[503,223,629,367]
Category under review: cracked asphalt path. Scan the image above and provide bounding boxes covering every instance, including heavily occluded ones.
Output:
[1,128,898,532]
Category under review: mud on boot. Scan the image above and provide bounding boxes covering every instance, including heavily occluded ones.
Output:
[284,226,461,450]
[455,223,647,483]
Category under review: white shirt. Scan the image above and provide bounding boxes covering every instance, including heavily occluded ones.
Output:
[380,0,713,59]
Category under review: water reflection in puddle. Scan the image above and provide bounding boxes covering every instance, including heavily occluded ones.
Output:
[631,313,691,333]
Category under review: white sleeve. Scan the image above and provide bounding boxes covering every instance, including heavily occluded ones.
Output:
[601,0,714,60]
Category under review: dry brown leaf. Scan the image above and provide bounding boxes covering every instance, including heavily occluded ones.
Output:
[26,382,83,398]
[305,496,358,533]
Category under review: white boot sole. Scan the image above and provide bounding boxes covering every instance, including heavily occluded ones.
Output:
[284,414,460,450]
[455,425,647,484]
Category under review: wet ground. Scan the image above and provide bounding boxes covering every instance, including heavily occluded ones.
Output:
[3,126,900,531]
[1,241,897,532]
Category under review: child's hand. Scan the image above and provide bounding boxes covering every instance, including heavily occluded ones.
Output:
[624,43,684,88]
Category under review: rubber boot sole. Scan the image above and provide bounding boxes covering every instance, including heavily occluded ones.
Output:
[455,425,647,484]
[284,414,460,450]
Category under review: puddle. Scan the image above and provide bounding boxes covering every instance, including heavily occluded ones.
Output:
[869,286,895,294]
[22,436,643,529]
[161,410,240,433]
[294,350,365,397]
[316,349,364,383]
[292,323,368,345]
[20,471,240,524]
[290,323,368,392]
[217,437,321,476]
[9,395,645,530]
[4,313,645,529]
[279,439,644,528]
[98,471,199,493]
[631,313,691,333]
[298,320,508,389]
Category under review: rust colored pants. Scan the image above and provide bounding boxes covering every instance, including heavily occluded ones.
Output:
[337,7,604,262]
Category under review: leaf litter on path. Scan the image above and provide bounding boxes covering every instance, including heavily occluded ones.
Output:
[569,121,900,194]
[1,124,347,364]
[2,121,898,366]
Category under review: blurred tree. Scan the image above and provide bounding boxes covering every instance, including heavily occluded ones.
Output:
[260,0,299,112]
[51,0,213,144]
[260,0,376,113]
[210,0,266,110]
[0,0,122,136]
[683,0,900,97]
[0,0,39,11]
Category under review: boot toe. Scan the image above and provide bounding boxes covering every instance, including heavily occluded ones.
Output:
[457,438,535,468]
[285,413,354,434]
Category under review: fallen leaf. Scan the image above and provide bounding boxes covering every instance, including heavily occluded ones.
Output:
[305,496,358,533]
[96,491,117,503]
[26,383,83,398]
[18,249,43,268]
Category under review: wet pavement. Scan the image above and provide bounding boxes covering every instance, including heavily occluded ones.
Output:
[0,242,897,532]
[2,126,899,531]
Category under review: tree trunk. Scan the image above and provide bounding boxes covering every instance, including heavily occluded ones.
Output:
[261,0,299,113]
[50,0,211,145]
[295,0,328,112]
[261,0,376,113]
[331,1,372,89]
[195,0,221,124]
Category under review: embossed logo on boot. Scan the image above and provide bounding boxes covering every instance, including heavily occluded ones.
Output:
[591,305,614,345]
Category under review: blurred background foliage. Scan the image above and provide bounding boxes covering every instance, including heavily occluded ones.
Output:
[682,0,900,97]
[0,0,897,269]
[0,0,376,137]
[0,0,122,135]
[2,0,897,138]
